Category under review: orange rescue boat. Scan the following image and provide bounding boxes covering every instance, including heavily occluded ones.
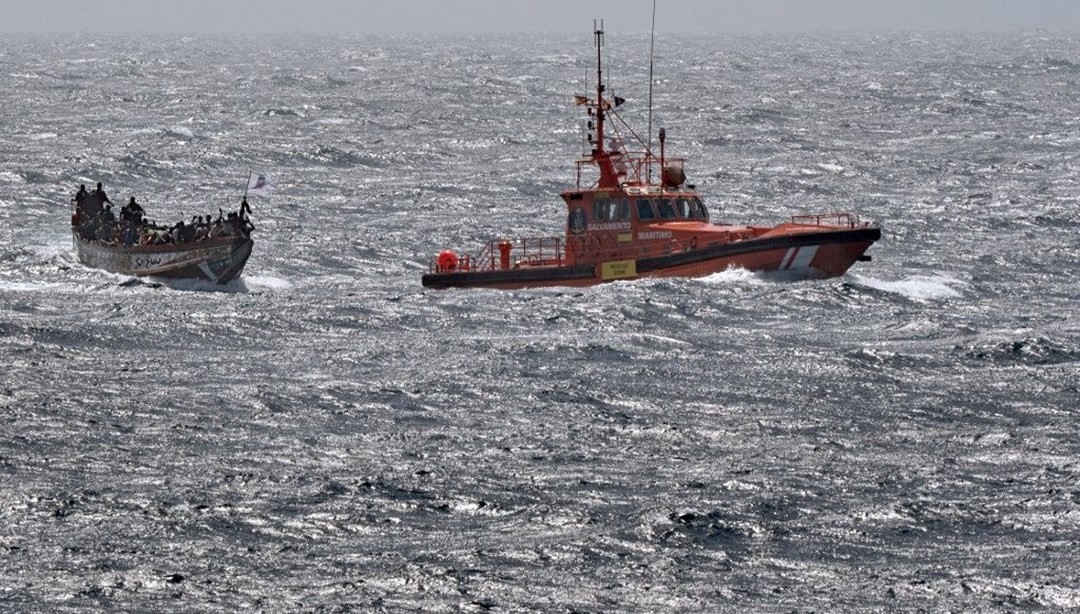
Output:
[422,27,880,290]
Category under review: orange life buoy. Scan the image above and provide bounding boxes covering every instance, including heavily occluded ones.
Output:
[436,250,459,272]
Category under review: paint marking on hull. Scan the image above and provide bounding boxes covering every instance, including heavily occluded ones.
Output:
[780,247,797,269]
[787,245,819,270]
[780,245,819,271]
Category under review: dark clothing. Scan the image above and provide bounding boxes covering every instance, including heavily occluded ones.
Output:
[121,200,145,224]
[94,188,112,206]
[180,223,196,243]
[73,187,89,223]
[82,192,105,217]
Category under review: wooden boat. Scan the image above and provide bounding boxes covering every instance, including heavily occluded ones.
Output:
[422,27,880,290]
[70,190,253,284]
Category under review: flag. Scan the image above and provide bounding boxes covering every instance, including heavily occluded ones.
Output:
[574,95,590,106]
[246,172,274,195]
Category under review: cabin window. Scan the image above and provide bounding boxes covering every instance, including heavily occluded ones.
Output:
[617,199,630,221]
[606,199,619,221]
[636,199,656,221]
[656,199,677,220]
[675,198,691,219]
[593,198,609,221]
[691,198,709,221]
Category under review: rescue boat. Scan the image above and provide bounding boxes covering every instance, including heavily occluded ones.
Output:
[422,27,880,290]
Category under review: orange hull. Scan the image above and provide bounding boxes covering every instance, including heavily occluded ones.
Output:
[422,226,879,290]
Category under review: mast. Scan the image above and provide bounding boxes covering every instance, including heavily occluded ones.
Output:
[591,21,619,188]
[593,22,605,157]
[647,0,657,184]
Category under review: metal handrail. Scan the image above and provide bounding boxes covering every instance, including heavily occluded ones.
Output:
[430,236,564,273]
[790,212,862,228]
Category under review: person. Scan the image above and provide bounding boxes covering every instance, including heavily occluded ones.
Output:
[93,182,112,206]
[72,184,88,224]
[194,217,209,241]
[180,219,196,243]
[97,206,116,243]
[121,196,144,224]
[237,197,254,237]
[81,182,107,218]
[122,220,139,247]
[209,216,225,238]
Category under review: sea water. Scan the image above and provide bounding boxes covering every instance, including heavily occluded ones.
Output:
[1,31,1079,612]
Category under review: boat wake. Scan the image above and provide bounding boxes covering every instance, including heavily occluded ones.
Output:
[847,273,964,300]
[0,280,66,293]
[159,274,291,293]
[697,266,773,286]
[239,274,294,292]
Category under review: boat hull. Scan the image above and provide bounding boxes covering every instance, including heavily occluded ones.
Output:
[422,226,880,290]
[72,229,254,284]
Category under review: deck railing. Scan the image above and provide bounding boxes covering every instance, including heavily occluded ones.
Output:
[790,212,862,228]
[475,237,564,271]
[431,236,565,273]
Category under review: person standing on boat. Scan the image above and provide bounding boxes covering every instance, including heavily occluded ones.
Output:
[93,182,112,206]
[72,184,88,224]
[73,184,87,202]
[81,182,110,219]
[237,196,254,237]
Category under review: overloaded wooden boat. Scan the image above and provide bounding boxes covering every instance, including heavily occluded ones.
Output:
[422,27,880,290]
[70,186,254,284]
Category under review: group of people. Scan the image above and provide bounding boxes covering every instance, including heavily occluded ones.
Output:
[72,182,255,247]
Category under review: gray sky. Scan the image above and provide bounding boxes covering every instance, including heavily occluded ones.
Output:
[3,0,1080,34]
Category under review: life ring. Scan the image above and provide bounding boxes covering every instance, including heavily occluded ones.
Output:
[436,250,459,272]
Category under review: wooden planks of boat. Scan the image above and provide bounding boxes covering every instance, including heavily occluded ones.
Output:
[71,230,253,284]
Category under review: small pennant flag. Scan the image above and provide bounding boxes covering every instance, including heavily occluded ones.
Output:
[574,95,590,106]
[246,173,274,195]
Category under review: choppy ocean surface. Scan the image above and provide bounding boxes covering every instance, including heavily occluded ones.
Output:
[1,30,1079,612]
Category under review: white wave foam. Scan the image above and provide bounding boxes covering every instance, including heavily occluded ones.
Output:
[0,280,64,292]
[241,275,293,291]
[698,267,771,286]
[167,125,194,138]
[849,273,963,299]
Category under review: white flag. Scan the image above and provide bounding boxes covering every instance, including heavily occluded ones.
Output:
[246,173,274,195]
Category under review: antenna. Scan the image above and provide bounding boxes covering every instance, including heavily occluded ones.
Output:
[647,0,657,183]
[594,20,605,156]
